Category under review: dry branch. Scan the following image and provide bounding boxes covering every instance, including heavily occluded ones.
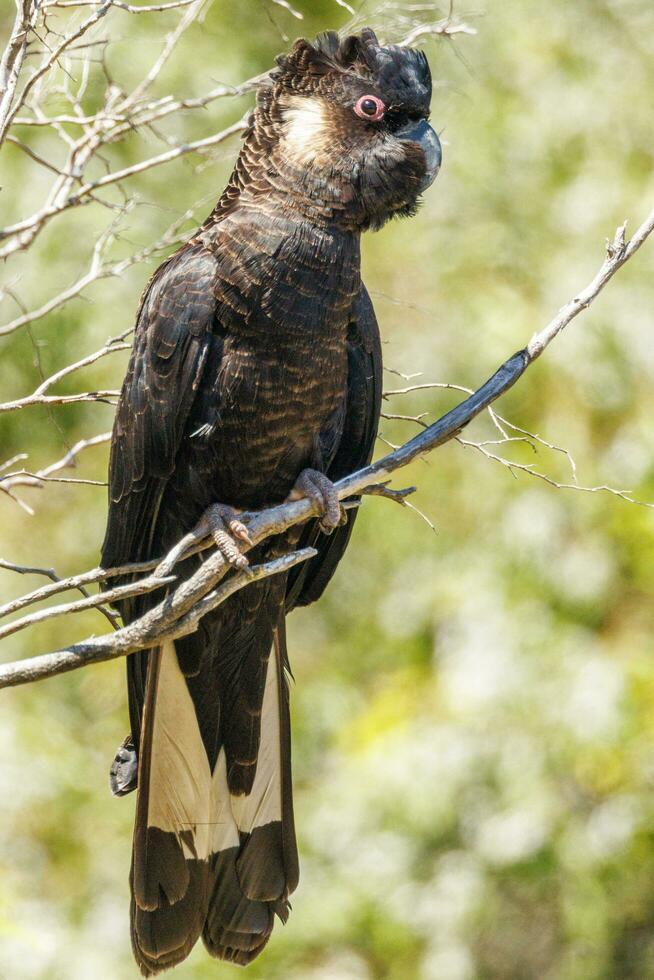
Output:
[0,549,316,687]
[0,557,120,629]
[0,432,112,514]
[0,389,118,414]
[0,207,197,335]
[0,0,37,145]
[0,115,248,260]
[0,0,257,265]
[1,208,653,690]
[43,0,201,11]
[399,13,477,45]
[0,571,176,642]
[2,2,114,141]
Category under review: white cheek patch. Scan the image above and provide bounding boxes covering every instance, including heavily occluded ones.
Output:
[280,95,332,167]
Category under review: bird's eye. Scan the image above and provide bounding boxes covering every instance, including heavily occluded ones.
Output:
[354,95,385,122]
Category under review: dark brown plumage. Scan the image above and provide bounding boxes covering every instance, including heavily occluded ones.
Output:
[101,28,440,974]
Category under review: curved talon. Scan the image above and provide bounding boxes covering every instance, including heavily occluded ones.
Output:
[225,517,252,544]
[199,503,252,568]
[288,468,344,533]
[154,504,252,577]
[155,504,253,575]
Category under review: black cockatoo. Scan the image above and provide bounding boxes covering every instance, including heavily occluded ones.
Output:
[101,28,440,975]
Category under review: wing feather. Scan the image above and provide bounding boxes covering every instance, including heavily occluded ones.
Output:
[285,283,382,610]
[101,245,219,573]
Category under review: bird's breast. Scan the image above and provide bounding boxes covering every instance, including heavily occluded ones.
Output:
[211,312,349,507]
[186,213,362,508]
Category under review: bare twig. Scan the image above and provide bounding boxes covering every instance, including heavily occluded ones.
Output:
[43,0,200,11]
[3,3,114,140]
[0,207,196,336]
[0,556,177,620]
[0,558,61,584]
[0,558,120,629]
[526,221,647,358]
[32,339,130,394]
[456,437,653,509]
[0,0,38,146]
[0,571,176,642]
[0,115,248,259]
[269,0,303,20]
[121,0,205,109]
[399,10,477,46]
[0,432,112,513]
[0,389,118,414]
[38,431,112,477]
[0,549,315,688]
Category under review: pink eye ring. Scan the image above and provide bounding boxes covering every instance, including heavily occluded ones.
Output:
[354,95,385,122]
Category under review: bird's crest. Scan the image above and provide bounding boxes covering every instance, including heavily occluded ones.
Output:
[270,27,431,109]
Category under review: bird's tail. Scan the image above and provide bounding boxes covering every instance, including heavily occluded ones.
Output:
[129,619,298,976]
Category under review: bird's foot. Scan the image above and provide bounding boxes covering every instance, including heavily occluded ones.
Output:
[110,734,138,797]
[193,503,253,569]
[287,469,345,533]
[156,502,252,577]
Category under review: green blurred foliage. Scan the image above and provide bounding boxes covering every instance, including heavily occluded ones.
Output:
[1,1,654,978]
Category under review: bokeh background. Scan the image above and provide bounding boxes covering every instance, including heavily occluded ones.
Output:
[1,1,654,977]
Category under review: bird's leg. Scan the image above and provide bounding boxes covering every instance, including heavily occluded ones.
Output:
[287,468,346,533]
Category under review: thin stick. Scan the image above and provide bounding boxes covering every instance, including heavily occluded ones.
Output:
[0,558,120,629]
[0,116,247,259]
[0,0,38,147]
[0,572,176,641]
[0,557,181,619]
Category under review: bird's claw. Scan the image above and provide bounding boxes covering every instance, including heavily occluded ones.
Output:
[288,468,345,534]
[155,502,252,577]
[110,734,138,797]
[196,503,252,569]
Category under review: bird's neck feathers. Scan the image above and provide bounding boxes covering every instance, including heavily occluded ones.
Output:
[205,91,367,234]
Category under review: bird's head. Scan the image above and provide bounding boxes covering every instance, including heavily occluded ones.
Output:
[241,28,441,231]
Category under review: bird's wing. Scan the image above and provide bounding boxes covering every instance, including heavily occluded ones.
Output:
[285,283,382,611]
[101,244,219,575]
[101,244,223,755]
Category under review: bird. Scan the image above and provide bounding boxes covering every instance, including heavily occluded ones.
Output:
[101,27,441,975]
